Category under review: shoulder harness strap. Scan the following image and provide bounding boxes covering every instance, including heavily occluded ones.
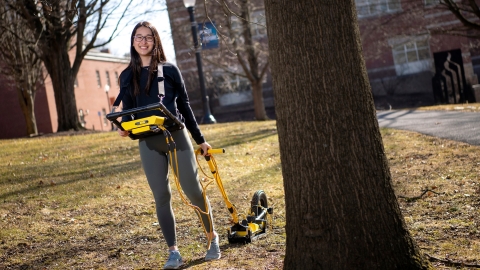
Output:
[111,63,166,112]
[157,62,165,98]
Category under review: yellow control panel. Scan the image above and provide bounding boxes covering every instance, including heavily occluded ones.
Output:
[121,116,166,135]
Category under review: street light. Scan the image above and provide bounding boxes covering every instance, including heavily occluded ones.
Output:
[183,0,216,124]
[104,84,113,130]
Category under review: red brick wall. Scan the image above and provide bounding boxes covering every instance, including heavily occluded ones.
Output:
[0,74,53,139]
[0,52,128,139]
[72,57,126,131]
[357,0,478,98]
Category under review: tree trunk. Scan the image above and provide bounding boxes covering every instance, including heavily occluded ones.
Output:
[264,1,432,269]
[17,87,37,136]
[238,0,269,120]
[43,46,82,132]
[252,80,268,120]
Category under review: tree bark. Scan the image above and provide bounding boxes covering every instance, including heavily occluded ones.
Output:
[264,1,432,269]
[251,80,268,120]
[17,86,38,136]
[42,45,81,131]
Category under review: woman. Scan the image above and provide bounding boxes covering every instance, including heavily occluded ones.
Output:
[117,21,221,269]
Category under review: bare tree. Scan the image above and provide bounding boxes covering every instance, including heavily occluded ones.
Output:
[264,0,432,268]
[174,0,270,120]
[215,0,269,120]
[7,0,163,132]
[0,3,44,136]
[433,0,480,38]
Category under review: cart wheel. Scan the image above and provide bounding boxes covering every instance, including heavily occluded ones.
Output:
[251,190,269,234]
[250,190,268,217]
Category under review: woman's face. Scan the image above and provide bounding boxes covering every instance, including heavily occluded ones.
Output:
[133,26,154,61]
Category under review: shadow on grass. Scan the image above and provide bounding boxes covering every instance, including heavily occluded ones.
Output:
[0,158,141,201]
[2,243,101,269]
[210,128,278,149]
[182,242,247,269]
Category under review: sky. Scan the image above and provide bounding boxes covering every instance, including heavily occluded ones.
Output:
[97,2,176,64]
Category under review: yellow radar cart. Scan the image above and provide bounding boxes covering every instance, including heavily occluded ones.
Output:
[106,101,273,244]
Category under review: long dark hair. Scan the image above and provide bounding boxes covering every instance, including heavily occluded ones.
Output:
[126,21,167,96]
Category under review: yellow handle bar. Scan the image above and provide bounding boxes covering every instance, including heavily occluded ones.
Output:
[194,147,239,224]
[195,148,225,155]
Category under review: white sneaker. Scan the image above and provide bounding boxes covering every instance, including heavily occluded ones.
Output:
[164,250,183,269]
[205,235,221,261]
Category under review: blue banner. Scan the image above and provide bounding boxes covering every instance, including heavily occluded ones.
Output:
[198,21,219,50]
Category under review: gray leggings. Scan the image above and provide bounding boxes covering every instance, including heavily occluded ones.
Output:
[138,128,214,248]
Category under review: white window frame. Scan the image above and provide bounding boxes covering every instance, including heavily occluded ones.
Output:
[95,70,101,88]
[390,36,432,76]
[105,71,111,87]
[355,0,401,18]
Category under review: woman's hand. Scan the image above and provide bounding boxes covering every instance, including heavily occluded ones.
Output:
[199,142,212,156]
[117,129,130,137]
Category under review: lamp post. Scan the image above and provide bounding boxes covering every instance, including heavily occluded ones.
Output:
[183,0,216,124]
[104,84,113,130]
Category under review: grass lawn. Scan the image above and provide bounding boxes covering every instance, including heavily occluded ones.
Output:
[1,117,479,269]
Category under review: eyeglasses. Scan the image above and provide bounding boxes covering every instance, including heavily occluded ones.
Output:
[133,35,154,42]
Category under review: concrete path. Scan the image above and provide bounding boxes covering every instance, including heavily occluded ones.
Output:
[377,110,480,145]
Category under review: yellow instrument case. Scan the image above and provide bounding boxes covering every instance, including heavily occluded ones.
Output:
[121,116,166,135]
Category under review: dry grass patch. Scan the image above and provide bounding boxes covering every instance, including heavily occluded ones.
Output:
[0,120,479,269]
[416,103,480,112]
[0,121,285,270]
[382,128,480,269]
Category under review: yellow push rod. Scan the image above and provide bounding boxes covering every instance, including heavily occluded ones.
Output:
[195,148,240,224]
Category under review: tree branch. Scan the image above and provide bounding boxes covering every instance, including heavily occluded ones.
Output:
[397,189,443,202]
[440,0,480,32]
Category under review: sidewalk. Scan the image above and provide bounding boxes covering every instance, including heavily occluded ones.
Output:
[377,110,480,145]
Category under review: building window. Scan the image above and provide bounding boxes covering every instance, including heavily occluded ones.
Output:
[229,15,242,35]
[95,70,101,88]
[424,0,439,6]
[229,11,267,38]
[251,10,267,37]
[212,71,251,94]
[115,71,119,86]
[392,38,431,75]
[105,71,111,87]
[355,0,401,17]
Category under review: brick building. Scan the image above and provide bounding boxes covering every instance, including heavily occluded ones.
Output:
[357,0,479,109]
[166,0,479,112]
[0,50,128,139]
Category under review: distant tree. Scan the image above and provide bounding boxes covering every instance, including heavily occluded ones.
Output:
[6,0,162,132]
[264,0,432,269]
[0,4,44,136]
[434,0,480,37]
[216,0,269,120]
[170,0,270,120]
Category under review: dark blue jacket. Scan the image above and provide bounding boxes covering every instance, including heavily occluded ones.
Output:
[119,62,205,144]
